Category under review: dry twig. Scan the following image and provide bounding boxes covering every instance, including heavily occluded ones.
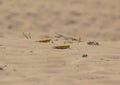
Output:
[55,33,81,42]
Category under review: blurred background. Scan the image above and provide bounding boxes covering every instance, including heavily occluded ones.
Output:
[0,0,120,41]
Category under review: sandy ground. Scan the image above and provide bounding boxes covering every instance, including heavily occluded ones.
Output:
[0,0,120,85]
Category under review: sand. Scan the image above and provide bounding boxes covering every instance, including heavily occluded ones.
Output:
[0,0,120,85]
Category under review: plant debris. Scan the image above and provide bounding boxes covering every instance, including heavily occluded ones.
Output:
[82,54,88,58]
[0,65,7,70]
[36,39,51,43]
[22,32,31,39]
[87,41,99,45]
[54,45,70,49]
[55,33,81,42]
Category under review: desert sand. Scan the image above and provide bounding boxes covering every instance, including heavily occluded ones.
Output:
[0,0,120,85]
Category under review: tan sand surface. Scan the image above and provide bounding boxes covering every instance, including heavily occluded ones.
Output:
[0,0,120,85]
